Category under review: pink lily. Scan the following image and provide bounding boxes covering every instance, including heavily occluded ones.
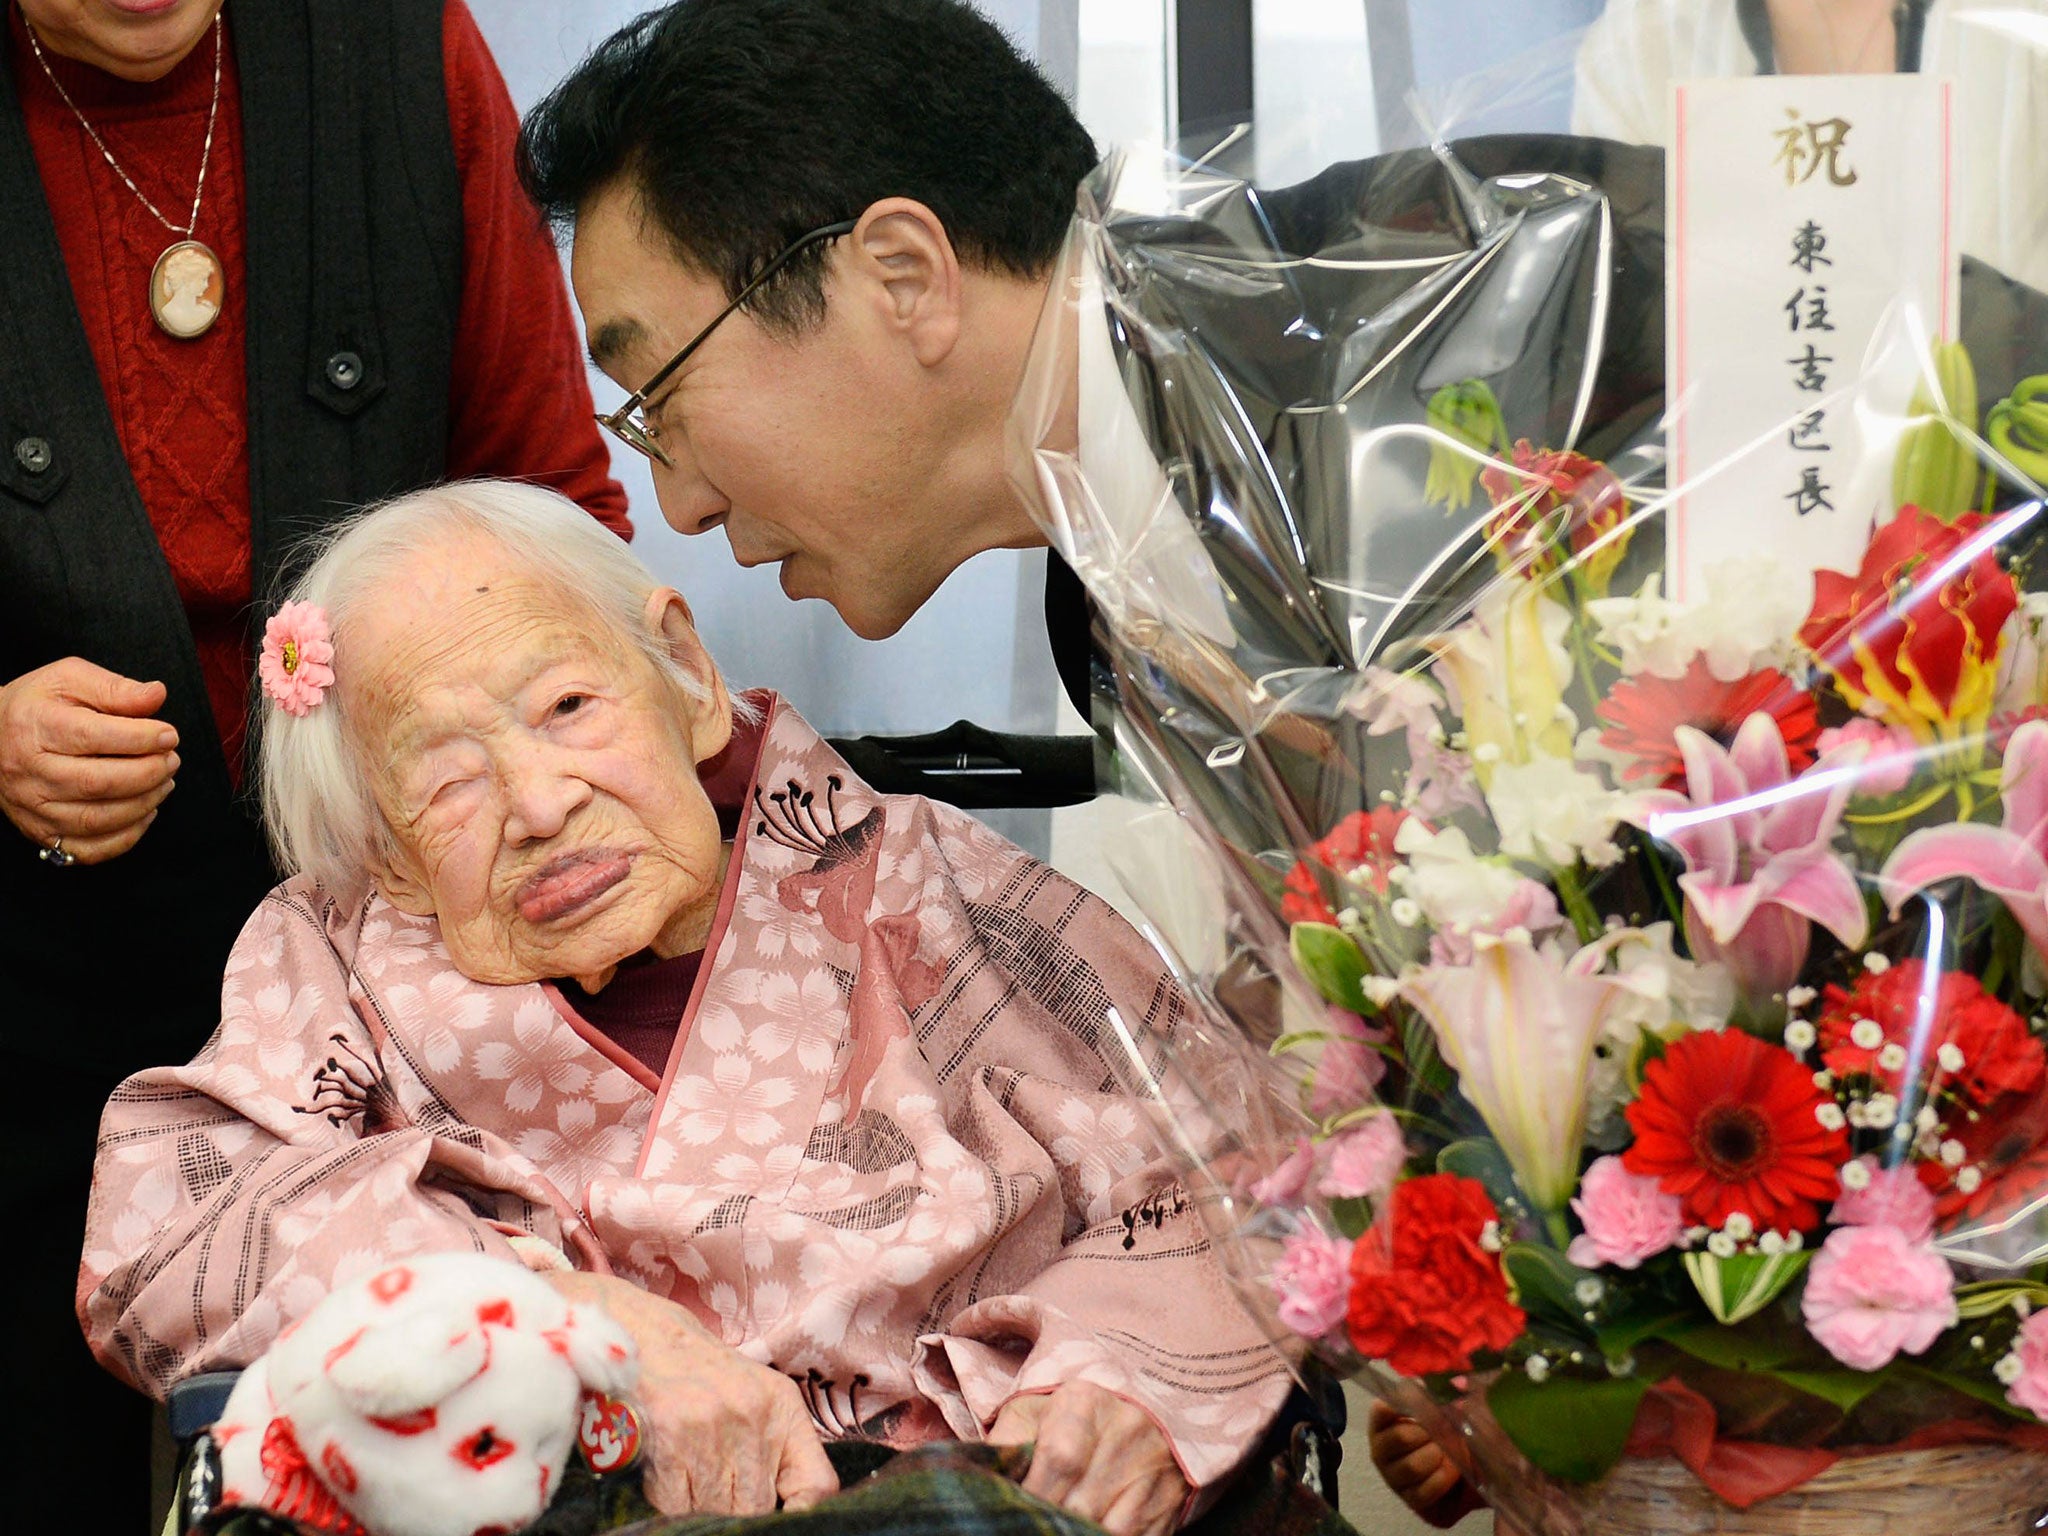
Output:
[1628,714,1869,1005]
[1883,720,2048,955]
[1400,930,1626,1210]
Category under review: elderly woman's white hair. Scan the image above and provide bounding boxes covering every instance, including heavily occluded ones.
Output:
[258,480,740,896]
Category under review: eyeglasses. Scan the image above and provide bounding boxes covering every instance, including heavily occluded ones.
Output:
[596,219,859,467]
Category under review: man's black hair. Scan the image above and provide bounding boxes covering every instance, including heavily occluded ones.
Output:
[519,0,1098,331]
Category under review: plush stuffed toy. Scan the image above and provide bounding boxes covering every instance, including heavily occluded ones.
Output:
[211,1252,640,1536]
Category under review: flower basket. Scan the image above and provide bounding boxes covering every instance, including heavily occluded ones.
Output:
[1577,1446,2048,1536]
[1388,1375,2048,1536]
[1012,39,2048,1536]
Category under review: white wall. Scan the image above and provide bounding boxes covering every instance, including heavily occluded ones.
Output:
[1077,0,1169,153]
[1252,0,1380,185]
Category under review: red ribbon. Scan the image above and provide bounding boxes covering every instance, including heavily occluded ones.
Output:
[1624,1376,2048,1509]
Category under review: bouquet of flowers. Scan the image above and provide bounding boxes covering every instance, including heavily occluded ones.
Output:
[1013,131,2048,1535]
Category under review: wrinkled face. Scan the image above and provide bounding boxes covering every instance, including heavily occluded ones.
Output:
[570,181,982,640]
[18,0,222,82]
[347,537,731,988]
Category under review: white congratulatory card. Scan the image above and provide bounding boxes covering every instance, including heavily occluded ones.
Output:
[1666,74,1957,602]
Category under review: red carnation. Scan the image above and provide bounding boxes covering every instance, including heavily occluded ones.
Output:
[1624,1029,1850,1234]
[1799,506,2018,739]
[1595,657,1820,790]
[1936,1134,2048,1226]
[1812,963,2048,1216]
[1818,959,2046,1107]
[1283,807,1412,927]
[1345,1172,1525,1377]
[1927,1091,2048,1215]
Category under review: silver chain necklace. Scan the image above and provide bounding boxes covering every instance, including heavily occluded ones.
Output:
[25,9,227,339]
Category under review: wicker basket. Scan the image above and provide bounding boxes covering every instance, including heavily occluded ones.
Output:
[1572,1445,2048,1535]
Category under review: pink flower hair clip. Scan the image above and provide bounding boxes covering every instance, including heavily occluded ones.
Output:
[260,600,335,717]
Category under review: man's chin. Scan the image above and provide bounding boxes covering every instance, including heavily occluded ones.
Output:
[786,567,926,641]
[837,604,916,641]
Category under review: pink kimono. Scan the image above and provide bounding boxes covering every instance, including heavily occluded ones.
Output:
[79,697,1289,1495]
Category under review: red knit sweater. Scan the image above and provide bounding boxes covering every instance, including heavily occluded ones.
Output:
[10,1,630,774]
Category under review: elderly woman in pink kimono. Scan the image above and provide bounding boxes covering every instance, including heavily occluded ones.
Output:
[78,481,1290,1536]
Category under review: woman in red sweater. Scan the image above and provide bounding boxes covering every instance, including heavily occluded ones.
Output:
[0,0,627,1524]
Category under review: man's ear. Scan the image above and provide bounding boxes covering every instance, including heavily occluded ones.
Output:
[644,587,732,763]
[845,197,963,369]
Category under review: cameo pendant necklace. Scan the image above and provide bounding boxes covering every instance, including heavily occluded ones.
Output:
[26,12,225,340]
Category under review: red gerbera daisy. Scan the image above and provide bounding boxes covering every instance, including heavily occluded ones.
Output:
[1623,1028,1850,1233]
[1595,657,1820,790]
[1282,807,1412,926]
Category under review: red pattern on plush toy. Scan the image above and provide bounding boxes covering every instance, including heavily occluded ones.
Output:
[259,1418,367,1535]
[210,1253,639,1536]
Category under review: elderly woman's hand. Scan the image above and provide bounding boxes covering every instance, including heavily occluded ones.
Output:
[988,1380,1190,1536]
[546,1272,837,1516]
[0,659,178,864]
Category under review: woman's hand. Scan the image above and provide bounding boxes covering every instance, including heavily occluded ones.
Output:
[545,1272,837,1516]
[0,659,178,864]
[988,1380,1189,1536]
[1368,1403,1481,1527]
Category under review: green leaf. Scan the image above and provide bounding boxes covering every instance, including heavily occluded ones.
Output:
[1624,1025,1667,1092]
[1270,1029,1341,1056]
[1954,1280,2048,1321]
[1905,1364,2036,1421]
[1437,1139,1522,1218]
[1664,1323,1889,1413]
[1486,1371,1652,1483]
[1321,1103,1394,1136]
[1683,1250,1811,1324]
[1663,1320,1805,1372]
[1401,1011,1455,1094]
[1326,1195,1374,1242]
[1503,1242,1601,1339]
[1766,1369,1886,1414]
[1289,922,1373,1014]
[1596,1305,1699,1358]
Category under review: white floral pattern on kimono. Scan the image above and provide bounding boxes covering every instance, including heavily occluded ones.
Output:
[80,697,1289,1494]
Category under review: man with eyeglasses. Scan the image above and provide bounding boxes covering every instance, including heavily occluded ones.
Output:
[519,0,1100,709]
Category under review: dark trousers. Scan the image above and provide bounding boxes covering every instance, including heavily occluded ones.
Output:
[4,1049,154,1529]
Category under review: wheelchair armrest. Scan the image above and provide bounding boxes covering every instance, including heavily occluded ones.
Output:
[168,1370,243,1444]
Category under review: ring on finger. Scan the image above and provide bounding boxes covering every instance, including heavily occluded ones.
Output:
[38,837,76,868]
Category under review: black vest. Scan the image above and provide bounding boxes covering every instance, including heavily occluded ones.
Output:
[0,0,461,1074]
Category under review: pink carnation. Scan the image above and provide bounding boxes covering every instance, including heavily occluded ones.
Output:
[259,600,335,717]
[1831,1158,1937,1244]
[2005,1310,2048,1418]
[1817,718,1920,797]
[1319,1116,1406,1201]
[1801,1224,1957,1371]
[1272,1228,1353,1339]
[1567,1155,1686,1270]
[1428,877,1564,967]
[1250,1137,1317,1206]
[1307,1006,1388,1119]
